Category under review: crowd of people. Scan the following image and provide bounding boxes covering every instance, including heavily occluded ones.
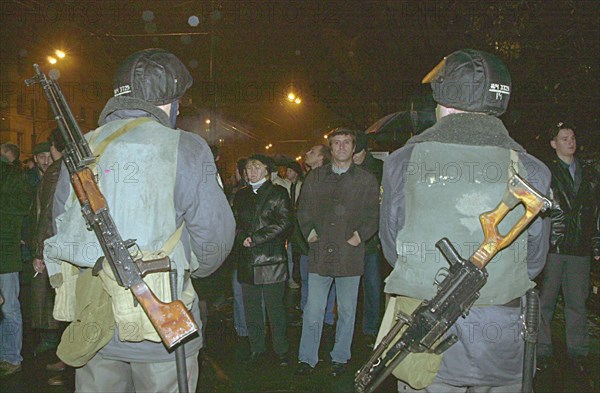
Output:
[0,46,598,393]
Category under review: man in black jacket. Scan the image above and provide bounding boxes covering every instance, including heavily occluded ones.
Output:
[538,122,600,373]
[352,131,383,345]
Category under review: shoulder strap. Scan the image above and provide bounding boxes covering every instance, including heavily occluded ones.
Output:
[92,117,152,157]
[509,149,520,176]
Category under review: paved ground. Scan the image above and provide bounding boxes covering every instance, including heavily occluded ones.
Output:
[3,267,599,393]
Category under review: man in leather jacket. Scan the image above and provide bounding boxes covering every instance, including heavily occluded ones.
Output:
[538,123,600,372]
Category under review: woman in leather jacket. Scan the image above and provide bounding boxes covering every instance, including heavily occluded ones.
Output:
[232,154,293,366]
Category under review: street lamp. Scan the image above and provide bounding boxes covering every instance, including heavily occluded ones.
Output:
[47,49,66,65]
[286,92,301,105]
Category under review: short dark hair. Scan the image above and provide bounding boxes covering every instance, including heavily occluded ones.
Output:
[326,128,357,148]
[549,121,575,140]
[317,144,331,164]
[1,143,20,161]
[50,128,66,152]
[209,144,220,161]
[236,157,247,175]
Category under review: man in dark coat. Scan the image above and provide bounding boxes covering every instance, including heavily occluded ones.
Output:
[0,143,34,378]
[538,123,600,375]
[296,128,379,376]
[29,130,69,384]
[352,131,384,345]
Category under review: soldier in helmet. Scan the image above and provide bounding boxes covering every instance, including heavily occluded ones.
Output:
[44,49,235,391]
[379,49,551,391]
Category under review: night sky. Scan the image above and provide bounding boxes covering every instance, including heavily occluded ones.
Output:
[1,0,598,162]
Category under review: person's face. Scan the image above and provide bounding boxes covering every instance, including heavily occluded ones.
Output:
[329,134,355,163]
[304,146,323,168]
[0,147,15,163]
[286,168,298,182]
[245,160,268,183]
[34,151,52,173]
[550,128,576,159]
[277,166,287,178]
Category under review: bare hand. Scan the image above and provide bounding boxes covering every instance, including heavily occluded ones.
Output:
[33,258,46,273]
[243,237,253,247]
[347,231,361,247]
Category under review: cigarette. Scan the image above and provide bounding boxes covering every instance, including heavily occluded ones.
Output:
[33,272,40,278]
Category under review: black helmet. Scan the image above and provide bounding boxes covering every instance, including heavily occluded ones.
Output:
[113,48,192,106]
[423,49,511,116]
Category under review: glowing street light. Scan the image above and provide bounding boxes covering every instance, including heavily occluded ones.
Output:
[287,92,295,102]
[294,97,302,104]
[47,49,66,65]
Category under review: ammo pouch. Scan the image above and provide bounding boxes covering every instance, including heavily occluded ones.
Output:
[52,263,80,322]
[97,225,195,343]
[98,257,195,343]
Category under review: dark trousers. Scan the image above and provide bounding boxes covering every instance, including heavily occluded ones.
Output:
[538,253,590,357]
[241,281,289,356]
[362,251,382,335]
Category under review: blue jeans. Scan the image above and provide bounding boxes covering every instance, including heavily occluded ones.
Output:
[362,252,382,335]
[232,269,248,337]
[0,272,23,365]
[298,274,360,367]
[300,255,335,325]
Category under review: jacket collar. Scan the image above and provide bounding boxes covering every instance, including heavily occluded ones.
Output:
[406,113,525,152]
[98,96,171,128]
[325,162,357,176]
[255,180,273,194]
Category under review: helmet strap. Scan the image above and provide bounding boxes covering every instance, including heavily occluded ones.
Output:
[169,100,179,129]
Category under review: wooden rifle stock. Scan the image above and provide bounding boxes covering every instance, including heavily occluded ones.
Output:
[354,174,552,393]
[130,282,198,348]
[25,65,199,350]
[71,168,107,213]
[471,174,551,269]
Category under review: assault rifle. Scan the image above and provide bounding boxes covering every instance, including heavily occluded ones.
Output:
[354,174,551,393]
[25,64,198,349]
